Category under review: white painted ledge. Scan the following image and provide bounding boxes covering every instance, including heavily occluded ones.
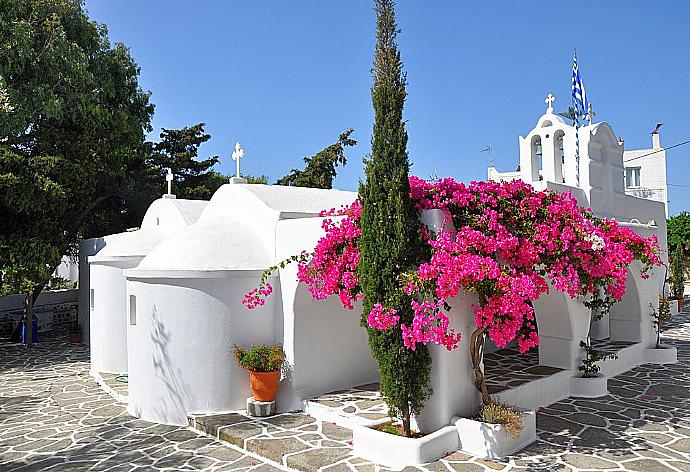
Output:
[569,374,608,398]
[352,421,458,468]
[643,344,678,364]
[453,410,536,460]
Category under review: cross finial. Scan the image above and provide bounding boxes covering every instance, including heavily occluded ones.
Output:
[231,142,244,178]
[587,102,595,125]
[165,167,174,195]
[545,93,555,113]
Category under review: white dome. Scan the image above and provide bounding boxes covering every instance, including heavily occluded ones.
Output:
[200,184,357,222]
[131,217,271,275]
[89,198,208,263]
[89,229,165,262]
[141,198,208,234]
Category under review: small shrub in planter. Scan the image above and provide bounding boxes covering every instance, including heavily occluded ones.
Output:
[578,340,617,378]
[669,244,685,309]
[644,298,677,364]
[234,344,285,402]
[474,402,523,438]
[571,340,616,398]
[652,298,672,349]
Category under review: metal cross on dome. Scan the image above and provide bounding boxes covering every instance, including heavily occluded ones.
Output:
[545,93,555,113]
[232,142,244,178]
[587,102,596,125]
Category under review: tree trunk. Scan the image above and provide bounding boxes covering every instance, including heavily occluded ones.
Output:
[24,291,33,347]
[470,326,491,406]
[401,401,411,437]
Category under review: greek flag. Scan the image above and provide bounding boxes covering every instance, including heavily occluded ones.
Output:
[571,52,589,123]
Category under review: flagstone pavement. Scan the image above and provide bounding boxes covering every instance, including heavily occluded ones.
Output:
[2,305,690,471]
[0,332,280,472]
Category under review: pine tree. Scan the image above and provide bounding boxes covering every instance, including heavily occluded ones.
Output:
[276,129,356,189]
[357,0,431,437]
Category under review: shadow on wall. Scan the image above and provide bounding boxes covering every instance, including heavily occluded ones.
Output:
[150,304,192,424]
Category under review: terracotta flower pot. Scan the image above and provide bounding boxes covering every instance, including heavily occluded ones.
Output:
[679,299,684,311]
[249,370,280,402]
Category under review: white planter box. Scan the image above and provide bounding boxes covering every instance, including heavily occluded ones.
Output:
[670,302,679,317]
[644,344,678,364]
[352,421,458,468]
[452,410,536,460]
[570,374,608,398]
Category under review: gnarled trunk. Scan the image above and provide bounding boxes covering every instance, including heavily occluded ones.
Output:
[470,326,491,406]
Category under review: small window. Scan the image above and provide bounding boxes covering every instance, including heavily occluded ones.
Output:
[625,167,641,188]
[129,295,137,326]
[90,289,95,310]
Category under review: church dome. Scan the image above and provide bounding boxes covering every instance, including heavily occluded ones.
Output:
[89,229,166,263]
[89,198,208,263]
[200,184,357,222]
[130,217,272,277]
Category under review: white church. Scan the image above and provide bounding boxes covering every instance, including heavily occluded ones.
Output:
[80,96,672,462]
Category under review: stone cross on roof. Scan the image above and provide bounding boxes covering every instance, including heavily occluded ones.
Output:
[165,167,173,195]
[231,142,244,178]
[545,93,555,114]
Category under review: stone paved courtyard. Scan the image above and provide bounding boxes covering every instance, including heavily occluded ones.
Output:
[0,331,279,471]
[3,307,690,471]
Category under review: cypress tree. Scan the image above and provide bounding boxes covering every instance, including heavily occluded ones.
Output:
[358,0,431,437]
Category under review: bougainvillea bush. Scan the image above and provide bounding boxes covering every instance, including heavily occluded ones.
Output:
[245,177,661,406]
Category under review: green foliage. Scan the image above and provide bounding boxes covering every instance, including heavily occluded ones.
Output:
[578,341,617,378]
[148,124,219,199]
[667,212,690,257]
[476,403,523,438]
[276,129,356,188]
[652,297,672,348]
[234,344,285,372]
[670,244,685,300]
[0,0,153,300]
[47,276,77,291]
[357,0,431,437]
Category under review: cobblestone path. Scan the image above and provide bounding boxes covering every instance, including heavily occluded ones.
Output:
[0,332,280,471]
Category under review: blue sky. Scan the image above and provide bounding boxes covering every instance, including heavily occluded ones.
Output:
[86,1,690,215]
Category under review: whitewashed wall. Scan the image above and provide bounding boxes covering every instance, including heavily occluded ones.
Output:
[125,275,277,426]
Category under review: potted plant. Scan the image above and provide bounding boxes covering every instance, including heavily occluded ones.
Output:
[669,244,685,311]
[570,340,616,398]
[644,298,677,364]
[234,344,285,402]
[68,321,81,343]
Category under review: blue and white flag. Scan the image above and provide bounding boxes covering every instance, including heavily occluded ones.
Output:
[571,52,589,123]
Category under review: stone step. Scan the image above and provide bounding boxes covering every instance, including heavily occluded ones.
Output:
[188,411,362,472]
[304,383,390,430]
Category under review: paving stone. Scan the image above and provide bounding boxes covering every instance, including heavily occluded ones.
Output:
[263,413,315,429]
[287,447,352,470]
[219,422,264,446]
[562,453,617,469]
[246,437,310,462]
[669,438,690,453]
[624,458,677,471]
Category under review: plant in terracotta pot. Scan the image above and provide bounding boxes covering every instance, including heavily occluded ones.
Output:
[68,321,81,343]
[234,344,285,402]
